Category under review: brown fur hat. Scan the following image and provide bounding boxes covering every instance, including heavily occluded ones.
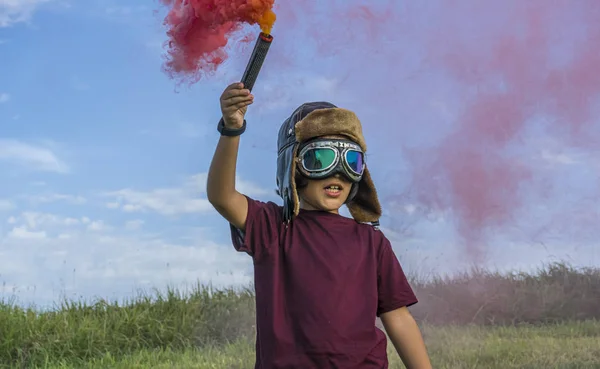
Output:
[276,102,382,224]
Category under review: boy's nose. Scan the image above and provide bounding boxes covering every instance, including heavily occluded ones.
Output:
[333,173,349,182]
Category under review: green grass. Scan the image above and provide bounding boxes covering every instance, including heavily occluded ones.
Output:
[25,340,255,369]
[1,262,599,368]
[0,285,256,367]
[18,322,600,369]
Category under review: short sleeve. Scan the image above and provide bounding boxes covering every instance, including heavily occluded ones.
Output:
[230,195,281,261]
[377,238,418,316]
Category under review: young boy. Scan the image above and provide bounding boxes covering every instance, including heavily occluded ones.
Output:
[207,82,432,368]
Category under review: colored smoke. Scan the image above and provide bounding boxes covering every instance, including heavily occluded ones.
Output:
[160,0,276,83]
[157,0,600,263]
[407,1,600,260]
[277,0,600,262]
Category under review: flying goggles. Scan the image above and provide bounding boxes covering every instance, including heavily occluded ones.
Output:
[296,138,365,183]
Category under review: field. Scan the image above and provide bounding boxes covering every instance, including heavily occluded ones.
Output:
[1,262,599,368]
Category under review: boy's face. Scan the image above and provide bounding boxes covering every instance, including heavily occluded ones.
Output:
[297,174,353,214]
[296,134,357,214]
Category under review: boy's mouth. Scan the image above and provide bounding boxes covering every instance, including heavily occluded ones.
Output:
[324,182,343,196]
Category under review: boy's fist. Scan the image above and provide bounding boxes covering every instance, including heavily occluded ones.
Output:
[220,82,254,129]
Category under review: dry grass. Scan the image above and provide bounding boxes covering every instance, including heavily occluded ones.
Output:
[409,262,600,325]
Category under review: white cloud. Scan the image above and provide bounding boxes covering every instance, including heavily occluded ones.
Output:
[26,193,86,205]
[87,220,109,232]
[0,92,9,103]
[125,219,144,230]
[105,5,147,16]
[107,187,212,215]
[0,199,14,212]
[404,204,417,215]
[8,211,90,230]
[540,149,579,165]
[8,225,46,239]
[0,139,69,173]
[0,0,51,27]
[104,173,269,216]
[0,211,253,308]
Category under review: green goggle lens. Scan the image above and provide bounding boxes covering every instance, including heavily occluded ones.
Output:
[302,148,336,171]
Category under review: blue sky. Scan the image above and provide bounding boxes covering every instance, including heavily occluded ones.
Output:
[1,0,599,309]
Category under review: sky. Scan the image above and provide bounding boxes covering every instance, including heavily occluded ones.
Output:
[1,0,599,309]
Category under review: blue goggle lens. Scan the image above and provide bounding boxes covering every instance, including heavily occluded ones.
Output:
[345,150,363,174]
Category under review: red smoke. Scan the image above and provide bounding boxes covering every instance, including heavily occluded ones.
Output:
[160,0,276,84]
[408,1,600,260]
[157,0,600,262]
[266,0,600,261]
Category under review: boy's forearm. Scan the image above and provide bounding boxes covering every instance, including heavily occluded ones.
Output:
[381,307,432,369]
[206,135,241,205]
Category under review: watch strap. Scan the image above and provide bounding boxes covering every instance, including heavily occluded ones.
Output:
[217,118,246,136]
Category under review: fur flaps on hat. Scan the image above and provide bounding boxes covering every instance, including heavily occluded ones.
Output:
[276,102,382,225]
[295,108,367,152]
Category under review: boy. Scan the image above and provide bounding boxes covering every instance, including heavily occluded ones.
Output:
[207,82,432,368]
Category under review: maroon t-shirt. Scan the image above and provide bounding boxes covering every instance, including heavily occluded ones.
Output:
[230,196,418,368]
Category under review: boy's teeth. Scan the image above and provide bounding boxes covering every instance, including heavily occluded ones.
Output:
[327,185,340,190]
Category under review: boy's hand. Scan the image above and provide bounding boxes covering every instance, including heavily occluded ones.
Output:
[220,82,254,129]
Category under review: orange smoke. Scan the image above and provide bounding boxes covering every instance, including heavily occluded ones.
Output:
[259,8,276,34]
[160,0,276,83]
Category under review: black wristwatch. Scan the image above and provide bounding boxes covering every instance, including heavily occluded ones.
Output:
[217,118,247,136]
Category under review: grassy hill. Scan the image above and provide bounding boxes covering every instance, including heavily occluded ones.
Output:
[1,262,599,368]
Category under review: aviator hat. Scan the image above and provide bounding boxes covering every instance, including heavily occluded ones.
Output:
[276,101,382,226]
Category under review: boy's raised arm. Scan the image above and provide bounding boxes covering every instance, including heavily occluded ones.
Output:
[206,82,254,231]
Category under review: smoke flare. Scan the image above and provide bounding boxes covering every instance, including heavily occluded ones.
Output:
[160,0,276,83]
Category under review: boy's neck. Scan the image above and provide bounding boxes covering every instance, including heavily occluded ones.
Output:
[299,201,340,215]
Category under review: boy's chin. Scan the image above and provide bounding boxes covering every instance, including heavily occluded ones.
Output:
[316,195,348,212]
[300,195,348,213]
